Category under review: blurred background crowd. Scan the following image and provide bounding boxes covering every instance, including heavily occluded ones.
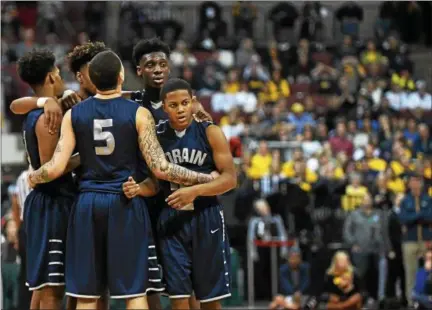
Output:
[1,1,432,309]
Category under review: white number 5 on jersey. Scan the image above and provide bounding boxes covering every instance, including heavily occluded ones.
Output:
[94,119,115,155]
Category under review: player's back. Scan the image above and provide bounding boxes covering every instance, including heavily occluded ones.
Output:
[157,119,218,207]
[71,97,141,193]
[23,109,76,198]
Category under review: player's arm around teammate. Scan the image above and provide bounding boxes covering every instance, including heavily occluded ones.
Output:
[9,92,82,134]
[166,124,237,209]
[27,110,77,187]
[135,107,215,186]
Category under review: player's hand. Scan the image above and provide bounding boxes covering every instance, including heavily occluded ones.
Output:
[44,98,63,135]
[123,176,140,199]
[59,91,81,110]
[193,109,213,123]
[27,172,36,189]
[166,186,197,209]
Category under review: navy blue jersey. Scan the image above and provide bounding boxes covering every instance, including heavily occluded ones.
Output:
[131,90,167,124]
[22,109,76,198]
[71,97,141,193]
[156,119,218,208]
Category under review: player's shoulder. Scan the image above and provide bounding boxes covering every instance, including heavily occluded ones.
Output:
[195,119,215,131]
[25,108,44,127]
[121,97,141,108]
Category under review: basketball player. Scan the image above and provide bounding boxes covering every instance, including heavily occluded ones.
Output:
[128,37,211,309]
[17,49,80,310]
[123,78,236,310]
[26,51,215,310]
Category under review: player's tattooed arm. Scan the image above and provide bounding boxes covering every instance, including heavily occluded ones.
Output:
[28,110,77,187]
[166,125,237,208]
[135,107,214,186]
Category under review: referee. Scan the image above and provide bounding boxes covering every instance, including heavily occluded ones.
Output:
[13,167,32,310]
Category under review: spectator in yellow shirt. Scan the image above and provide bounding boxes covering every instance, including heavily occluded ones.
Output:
[222,69,241,93]
[385,166,406,195]
[391,70,416,91]
[247,140,273,179]
[266,70,290,103]
[360,40,387,66]
[342,172,368,211]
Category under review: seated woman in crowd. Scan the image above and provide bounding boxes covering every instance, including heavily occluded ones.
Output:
[323,251,363,310]
[269,247,310,310]
[412,249,432,309]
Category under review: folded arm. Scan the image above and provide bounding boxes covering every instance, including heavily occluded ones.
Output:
[135,107,213,185]
[28,110,76,186]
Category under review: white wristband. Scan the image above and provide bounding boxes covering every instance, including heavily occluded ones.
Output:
[62,89,75,99]
[36,97,49,108]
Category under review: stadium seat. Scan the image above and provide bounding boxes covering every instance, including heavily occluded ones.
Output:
[312,52,333,66]
[290,83,311,94]
[193,51,213,63]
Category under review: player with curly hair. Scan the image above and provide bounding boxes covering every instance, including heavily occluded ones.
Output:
[17,48,80,310]
[10,41,108,134]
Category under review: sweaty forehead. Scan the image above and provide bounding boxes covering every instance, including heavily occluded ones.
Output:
[141,52,168,64]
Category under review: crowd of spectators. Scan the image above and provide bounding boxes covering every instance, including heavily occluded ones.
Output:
[2,1,432,309]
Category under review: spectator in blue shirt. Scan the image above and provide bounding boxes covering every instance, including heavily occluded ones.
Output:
[269,247,310,309]
[413,124,432,158]
[413,249,432,309]
[287,102,316,135]
[398,173,432,304]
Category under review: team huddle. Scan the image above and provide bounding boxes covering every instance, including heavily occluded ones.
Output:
[13,38,237,310]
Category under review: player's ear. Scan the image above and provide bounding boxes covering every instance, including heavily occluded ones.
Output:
[47,72,55,85]
[119,69,125,85]
[191,95,197,104]
[76,72,82,84]
[136,66,142,77]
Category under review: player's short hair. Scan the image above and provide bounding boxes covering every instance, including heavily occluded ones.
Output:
[68,41,108,74]
[17,49,55,86]
[88,50,122,91]
[160,78,192,101]
[132,37,170,66]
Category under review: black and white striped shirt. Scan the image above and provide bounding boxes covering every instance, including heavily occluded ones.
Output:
[15,169,32,220]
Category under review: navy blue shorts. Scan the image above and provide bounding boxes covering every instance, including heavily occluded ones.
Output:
[65,192,164,299]
[144,192,166,296]
[24,190,73,291]
[158,204,231,302]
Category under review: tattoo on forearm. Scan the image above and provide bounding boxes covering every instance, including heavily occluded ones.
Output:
[139,112,213,185]
[29,133,64,185]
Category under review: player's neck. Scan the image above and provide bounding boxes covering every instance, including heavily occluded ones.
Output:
[145,86,161,102]
[170,119,192,132]
[33,86,55,98]
[94,89,122,100]
[78,88,89,100]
